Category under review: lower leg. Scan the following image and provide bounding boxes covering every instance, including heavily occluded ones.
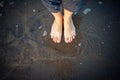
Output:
[50,12,63,43]
[64,9,76,43]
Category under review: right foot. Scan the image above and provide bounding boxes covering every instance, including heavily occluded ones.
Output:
[64,9,76,43]
[64,17,76,43]
[50,13,62,43]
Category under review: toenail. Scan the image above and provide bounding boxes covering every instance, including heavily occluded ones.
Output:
[57,40,60,43]
[66,41,68,43]
[73,36,75,39]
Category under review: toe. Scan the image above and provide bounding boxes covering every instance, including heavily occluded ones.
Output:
[65,37,69,43]
[57,36,61,43]
[57,40,60,43]
[53,37,58,43]
[70,37,73,42]
[67,38,71,43]
[68,37,72,43]
[72,35,75,39]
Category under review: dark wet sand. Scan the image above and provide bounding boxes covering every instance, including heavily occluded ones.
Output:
[0,0,120,80]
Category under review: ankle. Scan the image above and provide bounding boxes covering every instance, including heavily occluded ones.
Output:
[64,9,73,17]
[52,12,62,20]
[54,17,62,22]
[64,16,72,23]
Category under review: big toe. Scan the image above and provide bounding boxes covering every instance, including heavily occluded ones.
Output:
[57,38,61,43]
[65,37,72,43]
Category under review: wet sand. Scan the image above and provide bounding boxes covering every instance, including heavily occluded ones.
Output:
[0,0,120,80]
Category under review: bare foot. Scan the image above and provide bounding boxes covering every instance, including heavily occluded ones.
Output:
[64,19,76,43]
[64,17,76,43]
[64,9,76,43]
[50,13,62,43]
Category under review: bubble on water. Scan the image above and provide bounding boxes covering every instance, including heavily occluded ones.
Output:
[0,1,4,7]
[74,12,77,15]
[101,41,104,44]
[33,9,36,12]
[42,30,47,37]
[16,24,19,28]
[98,1,103,5]
[83,8,91,15]
[80,62,82,65]
[38,26,42,29]
[78,42,82,47]
[0,13,2,17]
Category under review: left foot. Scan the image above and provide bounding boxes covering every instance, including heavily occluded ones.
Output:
[50,12,63,43]
[50,19,62,43]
